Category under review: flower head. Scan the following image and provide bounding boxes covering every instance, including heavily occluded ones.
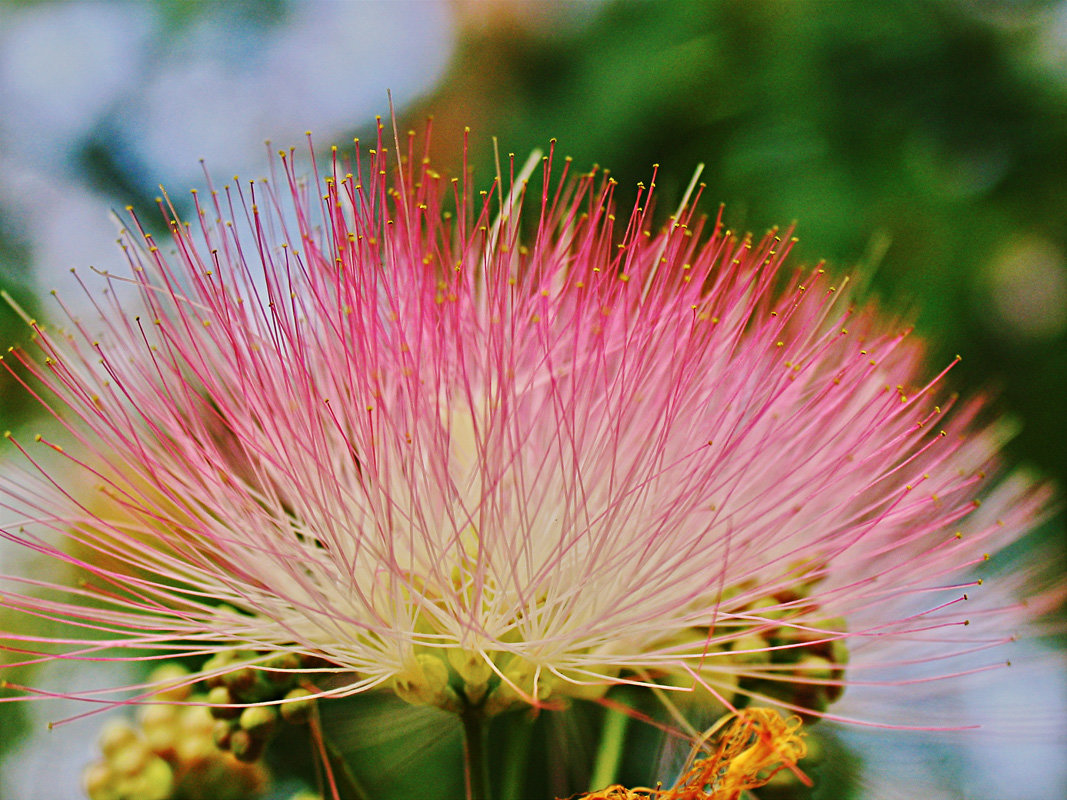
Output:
[0,125,1050,732]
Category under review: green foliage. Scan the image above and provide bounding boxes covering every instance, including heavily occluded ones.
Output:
[421,0,1067,499]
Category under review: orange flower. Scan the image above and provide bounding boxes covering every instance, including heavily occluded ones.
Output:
[571,708,806,800]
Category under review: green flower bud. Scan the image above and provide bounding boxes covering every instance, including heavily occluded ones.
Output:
[447,647,493,702]
[483,659,555,716]
[729,633,774,665]
[175,706,219,762]
[392,653,459,710]
[97,719,138,760]
[109,738,153,777]
[223,666,258,698]
[201,652,235,688]
[229,728,265,762]
[180,704,218,737]
[212,718,235,750]
[264,651,302,684]
[207,685,241,719]
[133,757,174,800]
[147,663,192,701]
[279,688,316,724]
[137,703,178,731]
[82,762,116,800]
[239,705,278,736]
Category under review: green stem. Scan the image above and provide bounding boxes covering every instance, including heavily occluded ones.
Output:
[310,710,371,800]
[499,717,531,800]
[322,737,372,800]
[461,706,492,800]
[589,703,631,791]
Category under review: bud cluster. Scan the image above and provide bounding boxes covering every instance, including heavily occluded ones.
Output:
[388,572,849,721]
[732,588,848,719]
[625,570,848,721]
[82,665,268,800]
[201,651,319,763]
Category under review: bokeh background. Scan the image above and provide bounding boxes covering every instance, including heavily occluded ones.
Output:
[1,1,1065,799]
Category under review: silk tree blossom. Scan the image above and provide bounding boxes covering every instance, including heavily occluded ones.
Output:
[0,127,1051,737]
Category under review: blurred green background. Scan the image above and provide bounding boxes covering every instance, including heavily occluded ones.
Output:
[1,1,1064,798]
[413,0,1067,499]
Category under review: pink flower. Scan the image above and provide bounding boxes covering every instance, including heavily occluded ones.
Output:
[0,127,1050,732]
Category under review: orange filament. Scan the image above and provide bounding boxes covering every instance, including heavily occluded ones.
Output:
[571,708,808,800]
